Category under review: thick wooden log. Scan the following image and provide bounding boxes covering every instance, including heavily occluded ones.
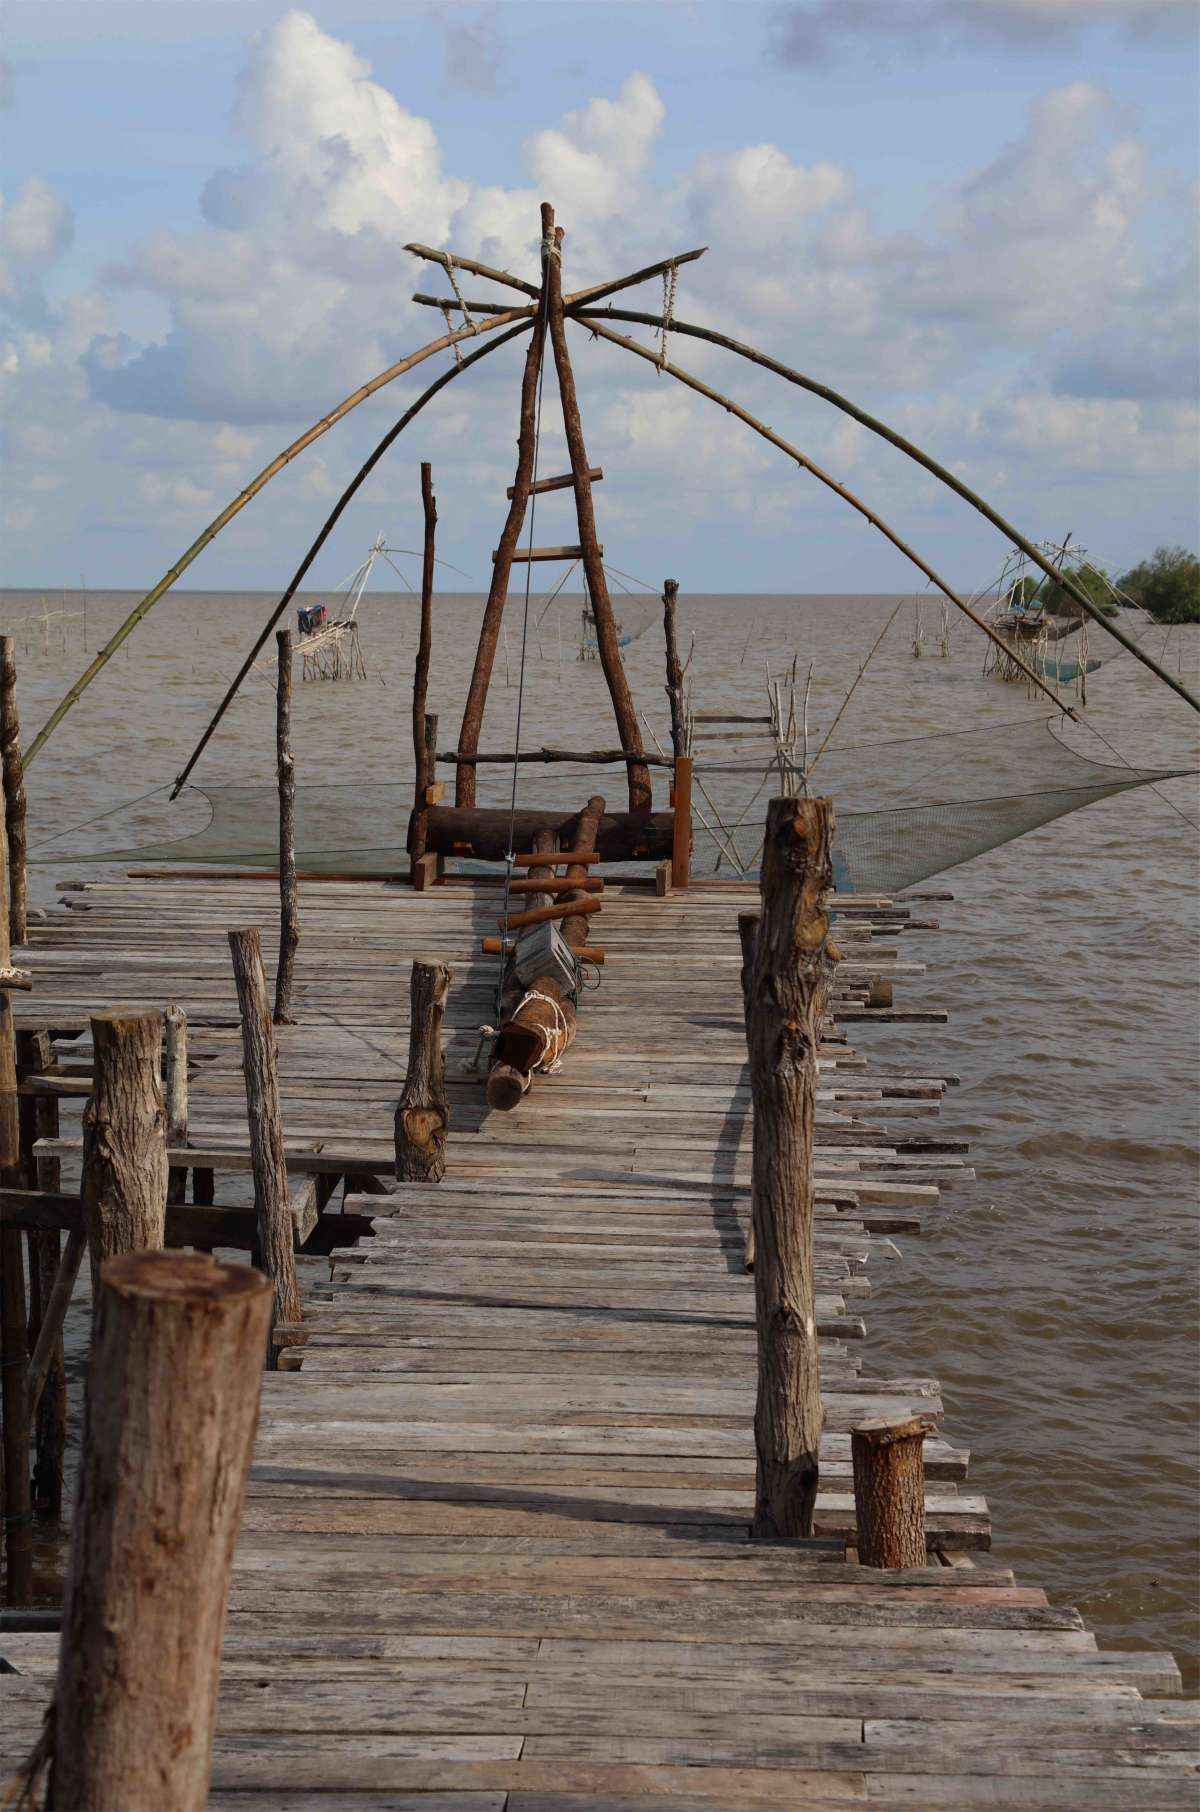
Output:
[424,804,672,863]
[394,959,451,1182]
[164,1002,189,1206]
[672,754,693,891]
[0,636,28,947]
[45,1250,271,1812]
[273,629,299,1025]
[82,1010,167,1270]
[546,229,650,814]
[497,895,601,933]
[746,796,834,1540]
[662,577,686,761]
[456,204,552,808]
[507,875,603,896]
[227,928,301,1355]
[484,1061,531,1111]
[852,1413,932,1568]
[482,936,604,962]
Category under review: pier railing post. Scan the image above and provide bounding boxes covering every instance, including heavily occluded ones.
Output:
[228,927,301,1358]
[20,1028,68,1518]
[395,958,451,1181]
[745,796,834,1539]
[164,1003,189,1205]
[851,1413,933,1568]
[273,628,299,1025]
[672,755,692,891]
[0,634,28,946]
[45,1250,271,1812]
[82,1010,168,1272]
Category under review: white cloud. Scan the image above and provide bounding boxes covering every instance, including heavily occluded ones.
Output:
[769,0,1198,63]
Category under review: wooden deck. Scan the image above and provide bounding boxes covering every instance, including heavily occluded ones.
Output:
[1,873,1196,1808]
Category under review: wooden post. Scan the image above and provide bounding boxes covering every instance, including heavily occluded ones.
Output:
[0,1221,32,1603]
[45,1250,271,1812]
[273,629,299,1025]
[227,927,301,1355]
[19,1029,66,1517]
[737,910,758,1275]
[662,577,686,761]
[545,225,651,814]
[745,796,834,1539]
[82,1010,168,1271]
[164,1003,189,1206]
[0,778,19,1171]
[394,959,451,1181]
[414,465,437,797]
[0,635,28,946]
[851,1414,932,1568]
[456,209,551,808]
[672,754,693,891]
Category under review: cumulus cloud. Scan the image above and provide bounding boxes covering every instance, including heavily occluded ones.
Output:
[0,176,73,321]
[768,0,1198,64]
[441,11,503,93]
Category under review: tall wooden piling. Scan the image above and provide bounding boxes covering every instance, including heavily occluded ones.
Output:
[672,754,693,891]
[82,1010,168,1270]
[164,1002,189,1205]
[20,1029,67,1516]
[228,926,301,1354]
[0,635,27,947]
[395,959,451,1181]
[744,796,834,1539]
[0,1220,32,1603]
[662,577,686,761]
[46,1250,271,1812]
[852,1414,932,1568]
[273,629,299,1025]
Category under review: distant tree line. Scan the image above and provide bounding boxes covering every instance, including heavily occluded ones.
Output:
[1117,546,1200,624]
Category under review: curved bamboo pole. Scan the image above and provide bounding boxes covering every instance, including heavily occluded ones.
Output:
[25,305,536,768]
[581,318,1074,718]
[170,320,534,797]
[572,306,1199,715]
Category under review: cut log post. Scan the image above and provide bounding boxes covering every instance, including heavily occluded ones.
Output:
[0,635,28,947]
[82,1010,167,1272]
[273,629,299,1025]
[851,1414,933,1568]
[745,796,835,1540]
[394,959,451,1182]
[545,227,650,814]
[672,754,693,890]
[44,1250,271,1812]
[164,1003,189,1206]
[227,928,301,1358]
[410,467,437,869]
[456,208,552,807]
[662,577,686,761]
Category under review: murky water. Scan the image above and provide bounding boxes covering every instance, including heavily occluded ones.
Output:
[3,583,1197,1690]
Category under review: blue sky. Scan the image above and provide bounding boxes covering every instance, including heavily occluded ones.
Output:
[2,0,1197,593]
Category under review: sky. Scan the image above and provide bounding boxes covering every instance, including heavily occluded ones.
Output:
[1,0,1198,594]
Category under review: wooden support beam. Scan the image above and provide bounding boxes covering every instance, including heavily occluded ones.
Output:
[26,1227,84,1421]
[508,466,602,498]
[164,1003,188,1207]
[394,960,450,1183]
[511,847,599,866]
[411,852,440,892]
[746,796,835,1540]
[0,636,28,947]
[45,1250,270,1812]
[507,875,603,895]
[852,1413,933,1567]
[440,747,672,767]
[23,1028,64,1519]
[411,465,436,870]
[0,1218,31,1602]
[497,544,597,563]
[497,895,601,933]
[273,629,299,1025]
[662,578,686,763]
[482,937,604,962]
[672,755,693,891]
[82,1010,167,1270]
[227,928,301,1361]
[655,859,672,897]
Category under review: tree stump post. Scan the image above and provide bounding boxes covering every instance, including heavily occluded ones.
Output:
[745,796,834,1540]
[0,635,28,947]
[851,1414,933,1568]
[228,927,301,1357]
[662,577,687,762]
[395,959,451,1181]
[164,1003,189,1206]
[273,629,299,1025]
[44,1250,271,1812]
[82,1010,167,1277]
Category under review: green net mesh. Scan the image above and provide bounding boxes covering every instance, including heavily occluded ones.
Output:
[39,716,1187,895]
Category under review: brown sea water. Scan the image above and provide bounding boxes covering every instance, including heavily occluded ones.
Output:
[3,584,1198,1689]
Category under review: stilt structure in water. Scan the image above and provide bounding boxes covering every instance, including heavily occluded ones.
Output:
[0,200,1196,1806]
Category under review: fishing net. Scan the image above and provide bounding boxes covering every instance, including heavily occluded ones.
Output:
[40,716,1188,895]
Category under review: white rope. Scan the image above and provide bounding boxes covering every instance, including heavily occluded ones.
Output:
[464,1023,497,1073]
[515,988,571,1072]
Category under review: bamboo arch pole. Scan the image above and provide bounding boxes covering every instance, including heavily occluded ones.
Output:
[581,319,1074,719]
[573,306,1199,716]
[169,319,534,798]
[24,305,535,770]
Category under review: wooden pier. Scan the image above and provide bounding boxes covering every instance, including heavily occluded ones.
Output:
[1,871,1195,1808]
